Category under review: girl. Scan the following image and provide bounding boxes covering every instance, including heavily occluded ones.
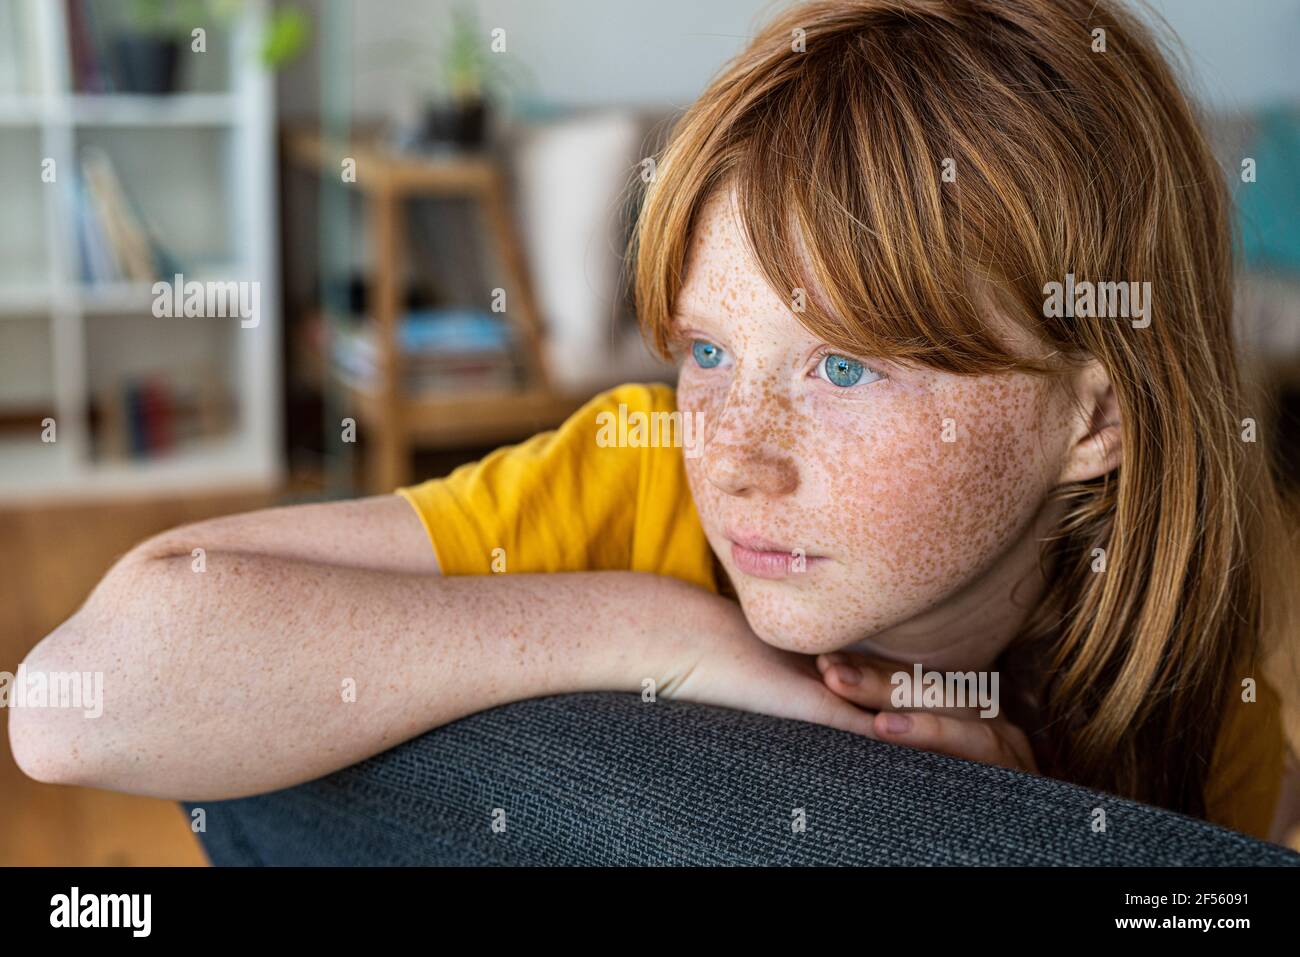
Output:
[13,0,1300,848]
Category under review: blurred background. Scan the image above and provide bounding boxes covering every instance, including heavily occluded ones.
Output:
[0,0,1297,864]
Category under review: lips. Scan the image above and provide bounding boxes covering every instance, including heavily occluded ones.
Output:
[728,531,794,553]
[726,530,823,580]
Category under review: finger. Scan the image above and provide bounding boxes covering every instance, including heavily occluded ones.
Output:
[873,710,1025,770]
[817,649,914,675]
[817,656,895,711]
[814,652,842,677]
[816,650,896,676]
[817,654,976,717]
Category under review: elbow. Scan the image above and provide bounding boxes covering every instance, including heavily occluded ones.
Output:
[8,614,106,788]
[8,689,55,783]
[9,545,165,790]
[8,696,75,787]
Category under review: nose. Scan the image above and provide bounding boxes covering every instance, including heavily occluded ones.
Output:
[701,384,799,497]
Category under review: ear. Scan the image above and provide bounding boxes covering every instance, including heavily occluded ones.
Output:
[1056,361,1123,485]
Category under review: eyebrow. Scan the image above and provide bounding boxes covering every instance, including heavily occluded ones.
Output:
[669,309,724,328]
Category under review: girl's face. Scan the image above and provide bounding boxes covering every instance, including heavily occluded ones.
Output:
[673,193,1081,666]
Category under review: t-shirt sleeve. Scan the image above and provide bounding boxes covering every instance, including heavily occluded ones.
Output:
[1205,674,1286,841]
[394,383,659,576]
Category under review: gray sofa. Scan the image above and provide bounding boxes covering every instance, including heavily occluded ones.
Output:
[186,692,1300,866]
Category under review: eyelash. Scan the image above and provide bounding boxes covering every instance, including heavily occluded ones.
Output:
[684,336,885,389]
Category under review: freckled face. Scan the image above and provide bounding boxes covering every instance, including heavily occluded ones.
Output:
[673,193,1077,656]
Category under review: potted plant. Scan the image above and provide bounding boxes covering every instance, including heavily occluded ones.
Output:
[114,0,185,94]
[367,2,530,152]
[420,4,497,150]
[117,0,309,94]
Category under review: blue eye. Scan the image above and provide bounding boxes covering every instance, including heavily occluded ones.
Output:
[822,354,864,387]
[692,339,724,369]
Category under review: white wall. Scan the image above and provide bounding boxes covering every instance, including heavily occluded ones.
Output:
[278,0,1300,120]
[1147,0,1300,110]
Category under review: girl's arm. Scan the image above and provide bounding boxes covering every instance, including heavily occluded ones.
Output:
[119,493,447,575]
[8,491,684,799]
[9,494,875,801]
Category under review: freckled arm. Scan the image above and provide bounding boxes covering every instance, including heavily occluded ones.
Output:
[7,500,691,801]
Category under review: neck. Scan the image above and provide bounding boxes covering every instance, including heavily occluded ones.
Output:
[845,496,1067,673]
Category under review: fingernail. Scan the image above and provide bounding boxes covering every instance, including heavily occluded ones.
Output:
[882,713,911,734]
[833,664,861,685]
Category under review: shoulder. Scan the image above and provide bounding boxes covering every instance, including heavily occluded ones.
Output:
[393,382,682,575]
[586,382,679,432]
[453,381,676,479]
[542,381,678,446]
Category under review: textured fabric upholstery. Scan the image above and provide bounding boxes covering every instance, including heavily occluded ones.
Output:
[186,692,1300,866]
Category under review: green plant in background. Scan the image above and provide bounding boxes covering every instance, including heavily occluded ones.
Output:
[445,3,491,103]
[123,0,309,68]
[259,5,308,69]
[368,1,530,107]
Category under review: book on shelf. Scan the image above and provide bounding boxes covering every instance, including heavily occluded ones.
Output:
[91,368,233,461]
[74,145,182,285]
[64,0,115,93]
[73,172,121,284]
[328,308,524,395]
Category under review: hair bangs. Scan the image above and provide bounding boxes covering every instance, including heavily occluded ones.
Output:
[634,2,1068,378]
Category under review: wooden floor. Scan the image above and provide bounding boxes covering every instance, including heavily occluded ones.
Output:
[0,490,278,866]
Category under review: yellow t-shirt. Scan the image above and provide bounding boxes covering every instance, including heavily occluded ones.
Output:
[396,381,1290,845]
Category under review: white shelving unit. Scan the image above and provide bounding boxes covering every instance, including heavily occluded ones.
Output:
[0,0,280,502]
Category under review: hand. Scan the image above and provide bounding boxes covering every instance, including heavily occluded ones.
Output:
[816,650,1039,773]
[652,586,879,739]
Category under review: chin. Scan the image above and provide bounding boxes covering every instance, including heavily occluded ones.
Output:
[734,588,871,655]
